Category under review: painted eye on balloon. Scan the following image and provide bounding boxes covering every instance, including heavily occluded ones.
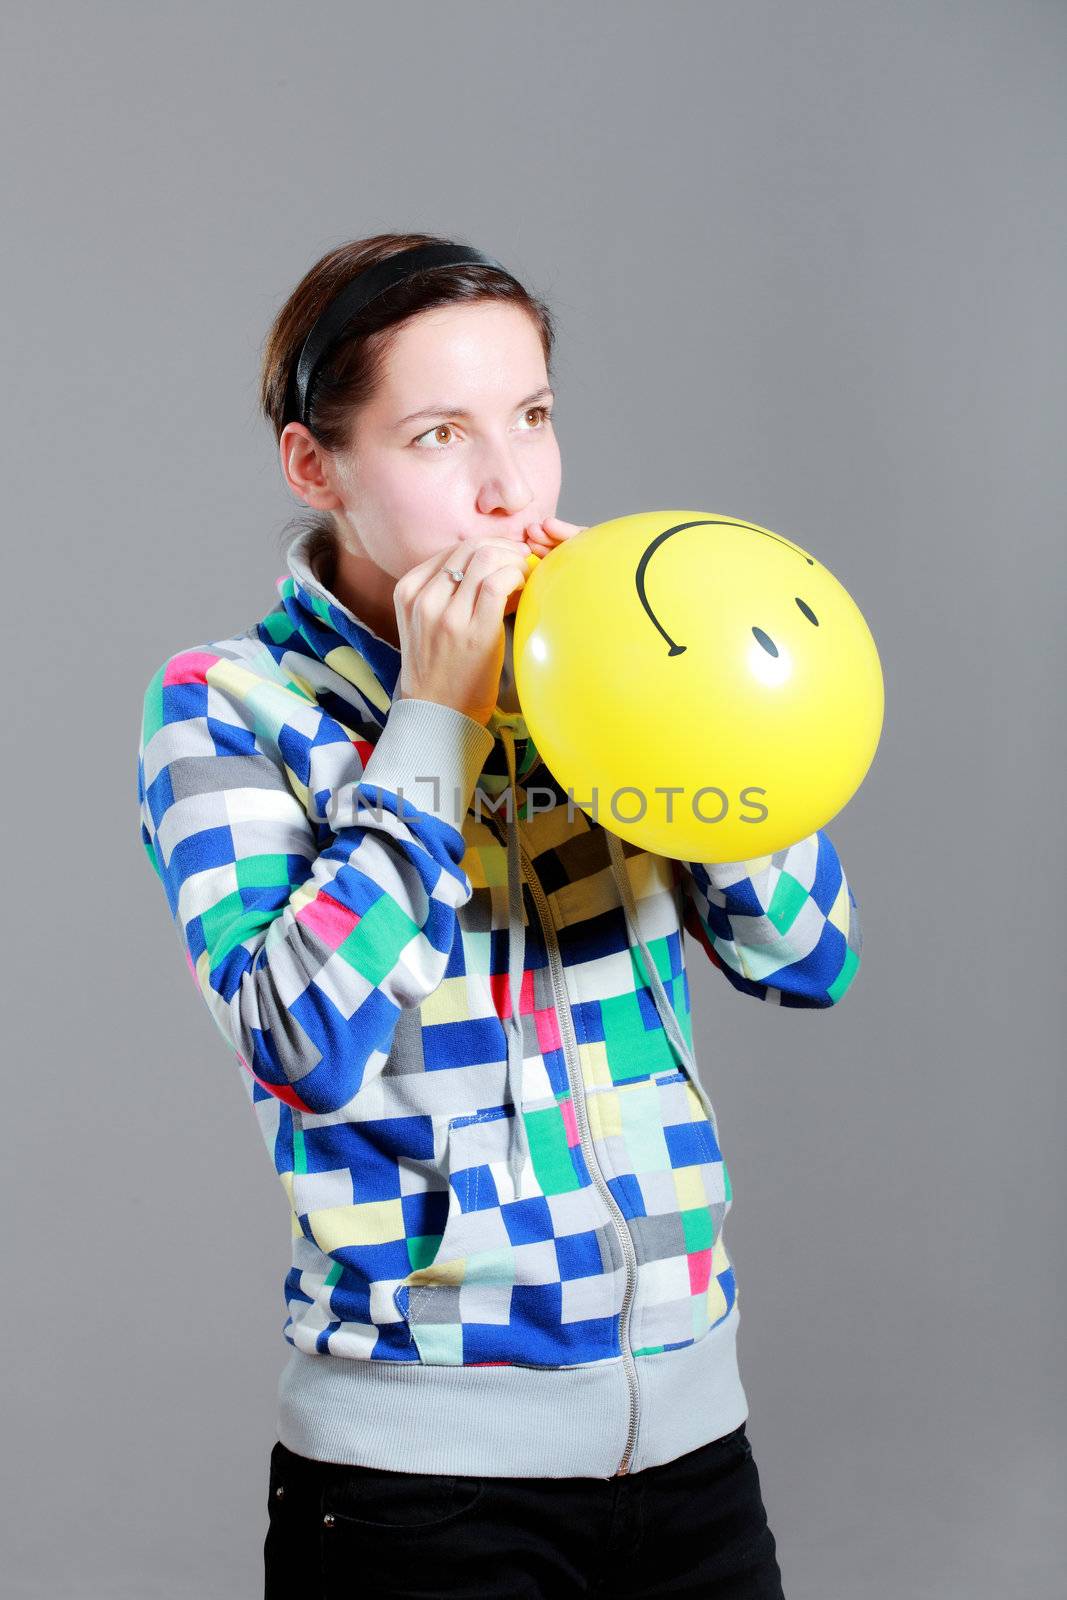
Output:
[754,598,819,652]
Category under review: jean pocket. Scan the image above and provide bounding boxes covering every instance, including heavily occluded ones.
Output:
[320,1465,485,1532]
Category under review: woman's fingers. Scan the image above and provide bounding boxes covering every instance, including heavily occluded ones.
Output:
[470,556,531,630]
[397,551,450,618]
[523,516,589,553]
[394,537,539,725]
[396,537,521,611]
[402,525,580,616]
[447,547,534,627]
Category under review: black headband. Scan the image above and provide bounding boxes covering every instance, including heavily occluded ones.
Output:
[287,241,518,429]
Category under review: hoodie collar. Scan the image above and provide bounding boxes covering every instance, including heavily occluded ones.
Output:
[276,525,402,724]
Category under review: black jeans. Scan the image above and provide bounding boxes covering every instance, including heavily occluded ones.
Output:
[263,1421,786,1598]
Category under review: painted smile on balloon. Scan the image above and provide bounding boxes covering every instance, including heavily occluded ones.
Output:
[636,518,820,657]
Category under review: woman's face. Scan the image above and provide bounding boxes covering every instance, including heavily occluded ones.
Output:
[282,299,562,643]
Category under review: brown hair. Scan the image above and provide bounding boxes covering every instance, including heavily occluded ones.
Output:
[258,231,557,571]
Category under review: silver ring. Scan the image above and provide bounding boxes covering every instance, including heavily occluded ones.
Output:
[444,566,466,583]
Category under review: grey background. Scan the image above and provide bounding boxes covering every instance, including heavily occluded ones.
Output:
[2,2,1063,1596]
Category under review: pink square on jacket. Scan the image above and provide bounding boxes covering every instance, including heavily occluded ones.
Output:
[295,890,361,948]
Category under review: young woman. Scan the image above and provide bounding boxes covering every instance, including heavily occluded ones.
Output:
[138,232,863,1597]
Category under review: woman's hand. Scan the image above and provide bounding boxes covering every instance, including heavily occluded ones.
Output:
[522,515,589,557]
[394,537,539,727]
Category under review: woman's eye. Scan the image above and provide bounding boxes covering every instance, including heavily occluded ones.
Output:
[523,405,553,429]
[412,406,553,450]
[413,422,456,449]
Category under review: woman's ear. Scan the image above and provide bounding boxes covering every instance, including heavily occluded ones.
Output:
[280,422,345,511]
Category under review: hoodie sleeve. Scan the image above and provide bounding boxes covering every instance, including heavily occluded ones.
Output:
[137,647,495,1113]
[671,827,863,1007]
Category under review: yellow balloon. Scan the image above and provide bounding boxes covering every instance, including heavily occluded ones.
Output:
[513,510,884,860]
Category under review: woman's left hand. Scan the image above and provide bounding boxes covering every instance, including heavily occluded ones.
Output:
[523,515,589,557]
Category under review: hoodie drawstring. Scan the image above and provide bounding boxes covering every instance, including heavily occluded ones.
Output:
[495,726,722,1197]
[604,828,724,1148]
[498,723,532,1201]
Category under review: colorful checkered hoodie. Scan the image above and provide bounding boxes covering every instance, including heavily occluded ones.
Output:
[136,525,863,1480]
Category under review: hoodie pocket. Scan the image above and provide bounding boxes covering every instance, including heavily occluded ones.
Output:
[636,1067,736,1346]
[404,1104,528,1322]
[399,1102,624,1366]
[650,1068,732,1213]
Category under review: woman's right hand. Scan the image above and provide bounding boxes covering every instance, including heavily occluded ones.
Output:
[392,536,539,727]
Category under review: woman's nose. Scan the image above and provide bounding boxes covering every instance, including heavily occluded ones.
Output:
[476,457,534,516]
[468,497,533,531]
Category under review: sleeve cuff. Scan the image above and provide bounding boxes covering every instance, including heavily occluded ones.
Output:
[352,696,497,834]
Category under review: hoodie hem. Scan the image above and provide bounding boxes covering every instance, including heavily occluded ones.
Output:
[275,1301,747,1480]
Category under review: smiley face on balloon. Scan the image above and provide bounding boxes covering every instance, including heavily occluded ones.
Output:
[512,510,884,860]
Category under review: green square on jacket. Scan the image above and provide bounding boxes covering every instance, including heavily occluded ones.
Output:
[342,889,425,985]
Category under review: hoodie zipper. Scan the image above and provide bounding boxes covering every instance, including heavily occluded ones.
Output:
[483,804,641,1477]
